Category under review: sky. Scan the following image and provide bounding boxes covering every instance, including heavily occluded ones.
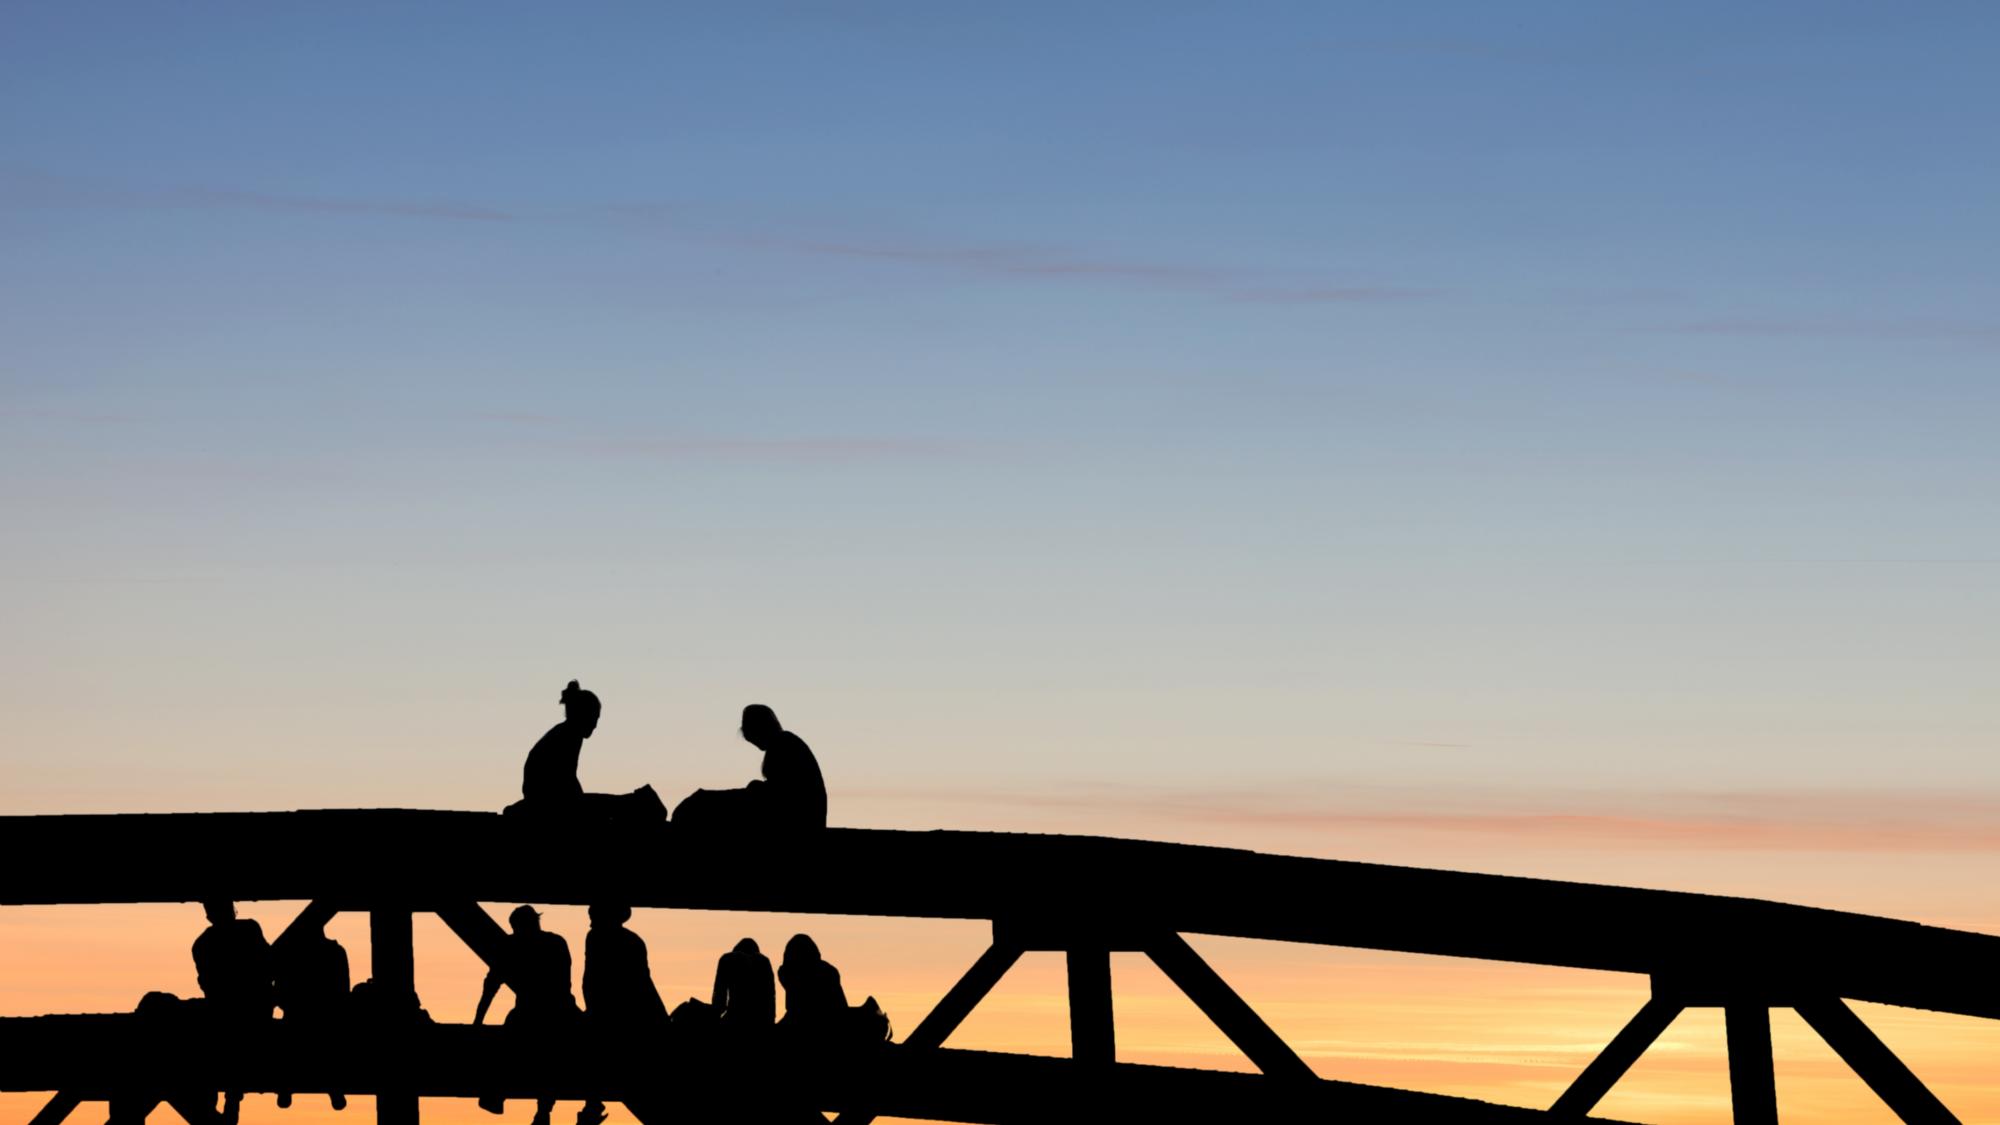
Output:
[3,2,1999,1122]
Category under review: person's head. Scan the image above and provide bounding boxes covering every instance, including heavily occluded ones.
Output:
[561,680,601,737]
[508,905,542,934]
[782,933,820,968]
[589,903,630,929]
[202,900,235,925]
[732,937,760,957]
[740,703,780,747]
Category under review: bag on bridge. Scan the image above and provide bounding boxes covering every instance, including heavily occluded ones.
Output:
[670,785,767,831]
[670,997,719,1030]
[847,996,891,1044]
[503,785,666,825]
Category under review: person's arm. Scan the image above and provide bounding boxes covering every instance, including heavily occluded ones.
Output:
[711,954,729,1009]
[474,968,501,1026]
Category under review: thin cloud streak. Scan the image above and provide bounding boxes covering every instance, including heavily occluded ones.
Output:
[718,228,1425,303]
[469,411,973,463]
[849,783,2000,853]
[0,167,514,223]
[580,436,966,462]
[1665,317,2000,343]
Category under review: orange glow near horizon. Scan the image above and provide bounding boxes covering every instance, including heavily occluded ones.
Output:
[4,902,1999,1125]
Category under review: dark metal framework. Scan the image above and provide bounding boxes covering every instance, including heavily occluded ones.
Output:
[0,810,1979,1125]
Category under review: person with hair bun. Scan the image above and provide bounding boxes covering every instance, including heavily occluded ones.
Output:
[522,680,601,805]
[509,681,665,822]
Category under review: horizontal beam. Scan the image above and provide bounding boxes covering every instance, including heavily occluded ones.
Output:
[0,1015,1641,1125]
[2,810,1998,1019]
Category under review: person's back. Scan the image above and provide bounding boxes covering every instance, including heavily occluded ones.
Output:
[741,705,826,830]
[761,730,827,830]
[511,928,577,1019]
[582,906,666,1030]
[521,725,584,803]
[777,935,846,1032]
[193,903,273,1021]
[273,931,349,1022]
[711,939,775,1028]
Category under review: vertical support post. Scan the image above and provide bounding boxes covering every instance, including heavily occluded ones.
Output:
[372,908,419,1125]
[1066,946,1114,1065]
[1724,1005,1777,1125]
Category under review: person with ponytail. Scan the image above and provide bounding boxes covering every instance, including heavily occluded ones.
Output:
[522,680,601,804]
[510,680,665,822]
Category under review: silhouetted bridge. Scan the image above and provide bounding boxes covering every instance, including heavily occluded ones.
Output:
[1,810,1990,1124]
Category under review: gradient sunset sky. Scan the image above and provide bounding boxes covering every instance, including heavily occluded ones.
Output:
[5,3,2000,1123]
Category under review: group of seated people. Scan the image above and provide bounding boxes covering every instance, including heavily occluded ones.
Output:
[479,903,889,1125]
[128,899,887,1125]
[111,683,844,1125]
[510,682,827,832]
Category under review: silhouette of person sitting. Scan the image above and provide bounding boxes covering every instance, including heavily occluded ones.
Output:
[509,680,665,823]
[476,906,581,1125]
[711,937,775,1030]
[776,934,846,1036]
[523,680,601,805]
[193,900,274,1125]
[272,906,350,1111]
[673,705,827,831]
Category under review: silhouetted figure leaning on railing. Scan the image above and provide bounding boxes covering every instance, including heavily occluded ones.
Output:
[195,900,274,1125]
[107,903,276,1125]
[476,906,583,1125]
[577,903,666,1125]
[505,680,664,824]
[673,705,827,831]
[272,903,349,1111]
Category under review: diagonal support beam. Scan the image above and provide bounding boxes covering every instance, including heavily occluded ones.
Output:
[1725,1005,1777,1125]
[434,901,515,981]
[29,1091,82,1125]
[831,941,1024,1125]
[1144,932,1314,1081]
[1550,997,1681,1116]
[1797,999,1960,1125]
[275,900,341,948]
[903,941,1025,1050]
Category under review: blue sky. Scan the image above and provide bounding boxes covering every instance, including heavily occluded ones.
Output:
[3,2,1998,851]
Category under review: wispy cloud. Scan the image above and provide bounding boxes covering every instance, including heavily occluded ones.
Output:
[0,167,513,223]
[850,782,2000,853]
[579,436,965,462]
[732,232,1425,303]
[170,185,513,222]
[469,412,968,463]
[7,167,1417,302]
[1665,317,2000,344]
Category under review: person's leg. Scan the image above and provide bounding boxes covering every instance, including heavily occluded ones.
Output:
[531,1100,553,1125]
